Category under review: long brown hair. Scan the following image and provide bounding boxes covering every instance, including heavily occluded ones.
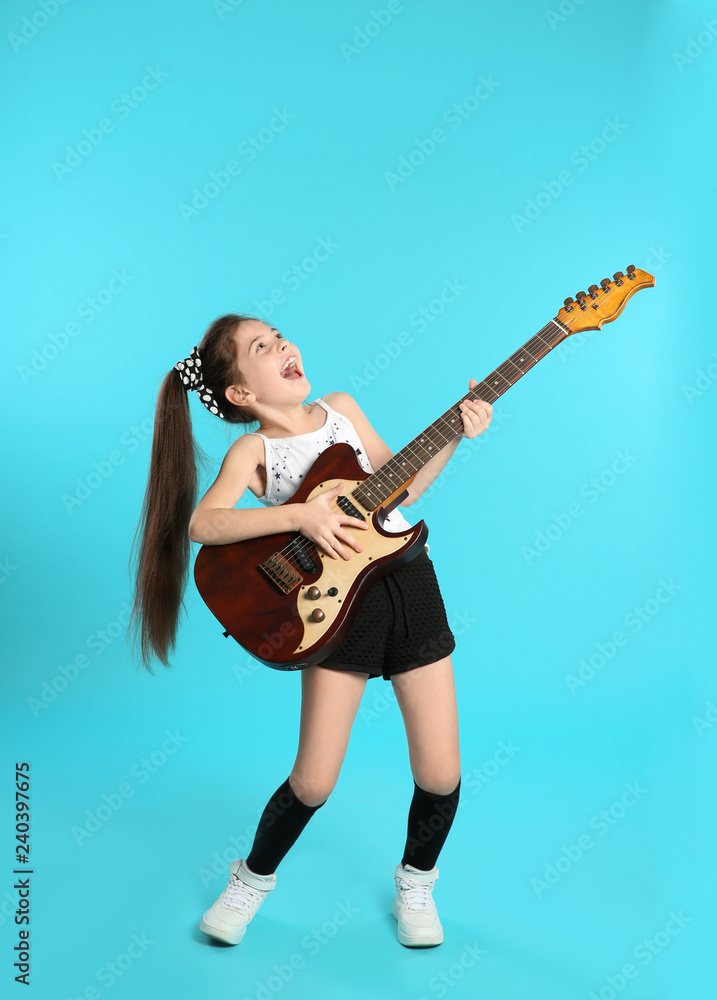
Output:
[129,313,260,672]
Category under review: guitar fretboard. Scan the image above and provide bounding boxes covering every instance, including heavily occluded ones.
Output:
[352,318,570,511]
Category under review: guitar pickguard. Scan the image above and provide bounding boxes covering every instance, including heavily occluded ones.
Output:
[289,479,417,655]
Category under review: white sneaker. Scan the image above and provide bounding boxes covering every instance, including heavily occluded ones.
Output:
[393,862,444,947]
[199,858,277,945]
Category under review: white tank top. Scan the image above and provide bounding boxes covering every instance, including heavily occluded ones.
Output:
[251,397,429,551]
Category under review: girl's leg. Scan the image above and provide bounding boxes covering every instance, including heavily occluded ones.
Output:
[391,655,462,870]
[290,663,370,803]
[246,664,369,875]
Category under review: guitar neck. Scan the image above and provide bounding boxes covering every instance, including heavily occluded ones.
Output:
[353,317,570,511]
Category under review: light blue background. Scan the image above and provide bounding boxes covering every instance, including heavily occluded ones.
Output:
[2,0,714,997]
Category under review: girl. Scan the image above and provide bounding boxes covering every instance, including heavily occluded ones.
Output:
[129,313,492,949]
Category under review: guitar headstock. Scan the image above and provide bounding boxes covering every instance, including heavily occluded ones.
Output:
[556,265,655,334]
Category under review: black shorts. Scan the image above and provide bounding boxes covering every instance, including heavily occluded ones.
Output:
[317,547,456,681]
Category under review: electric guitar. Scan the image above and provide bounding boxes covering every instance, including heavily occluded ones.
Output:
[194,265,654,671]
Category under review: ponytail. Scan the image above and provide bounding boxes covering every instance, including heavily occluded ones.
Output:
[129,312,259,672]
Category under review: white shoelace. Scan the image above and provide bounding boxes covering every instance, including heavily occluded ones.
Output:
[222,875,266,912]
[397,877,434,910]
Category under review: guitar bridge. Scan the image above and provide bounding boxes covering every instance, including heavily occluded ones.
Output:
[260,553,302,594]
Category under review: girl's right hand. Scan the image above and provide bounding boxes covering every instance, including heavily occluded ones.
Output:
[297,481,370,560]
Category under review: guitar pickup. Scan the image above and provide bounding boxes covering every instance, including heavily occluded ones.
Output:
[336,496,366,522]
[287,535,318,574]
[260,553,302,594]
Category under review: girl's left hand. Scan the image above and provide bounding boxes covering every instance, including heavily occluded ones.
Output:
[458,379,493,438]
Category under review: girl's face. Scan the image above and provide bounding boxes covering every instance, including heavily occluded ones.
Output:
[229,319,309,406]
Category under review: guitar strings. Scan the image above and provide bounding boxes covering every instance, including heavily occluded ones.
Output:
[264,277,628,570]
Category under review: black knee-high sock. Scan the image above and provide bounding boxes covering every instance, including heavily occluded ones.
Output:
[246,778,326,876]
[401,778,461,871]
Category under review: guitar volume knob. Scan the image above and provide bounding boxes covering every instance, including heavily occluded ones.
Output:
[307,586,321,600]
[310,608,325,622]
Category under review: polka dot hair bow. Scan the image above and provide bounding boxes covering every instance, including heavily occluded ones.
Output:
[174,346,225,419]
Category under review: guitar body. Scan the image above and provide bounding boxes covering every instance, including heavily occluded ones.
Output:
[194,443,428,671]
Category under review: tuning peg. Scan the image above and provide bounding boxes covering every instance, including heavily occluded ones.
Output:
[613,271,624,285]
[588,284,599,297]
[626,264,636,278]
[563,296,574,311]
[600,278,611,289]
[576,291,587,299]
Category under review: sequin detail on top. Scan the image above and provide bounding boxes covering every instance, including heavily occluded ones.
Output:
[252,397,427,548]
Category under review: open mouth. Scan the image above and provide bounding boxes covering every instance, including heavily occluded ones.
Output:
[279,356,303,380]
